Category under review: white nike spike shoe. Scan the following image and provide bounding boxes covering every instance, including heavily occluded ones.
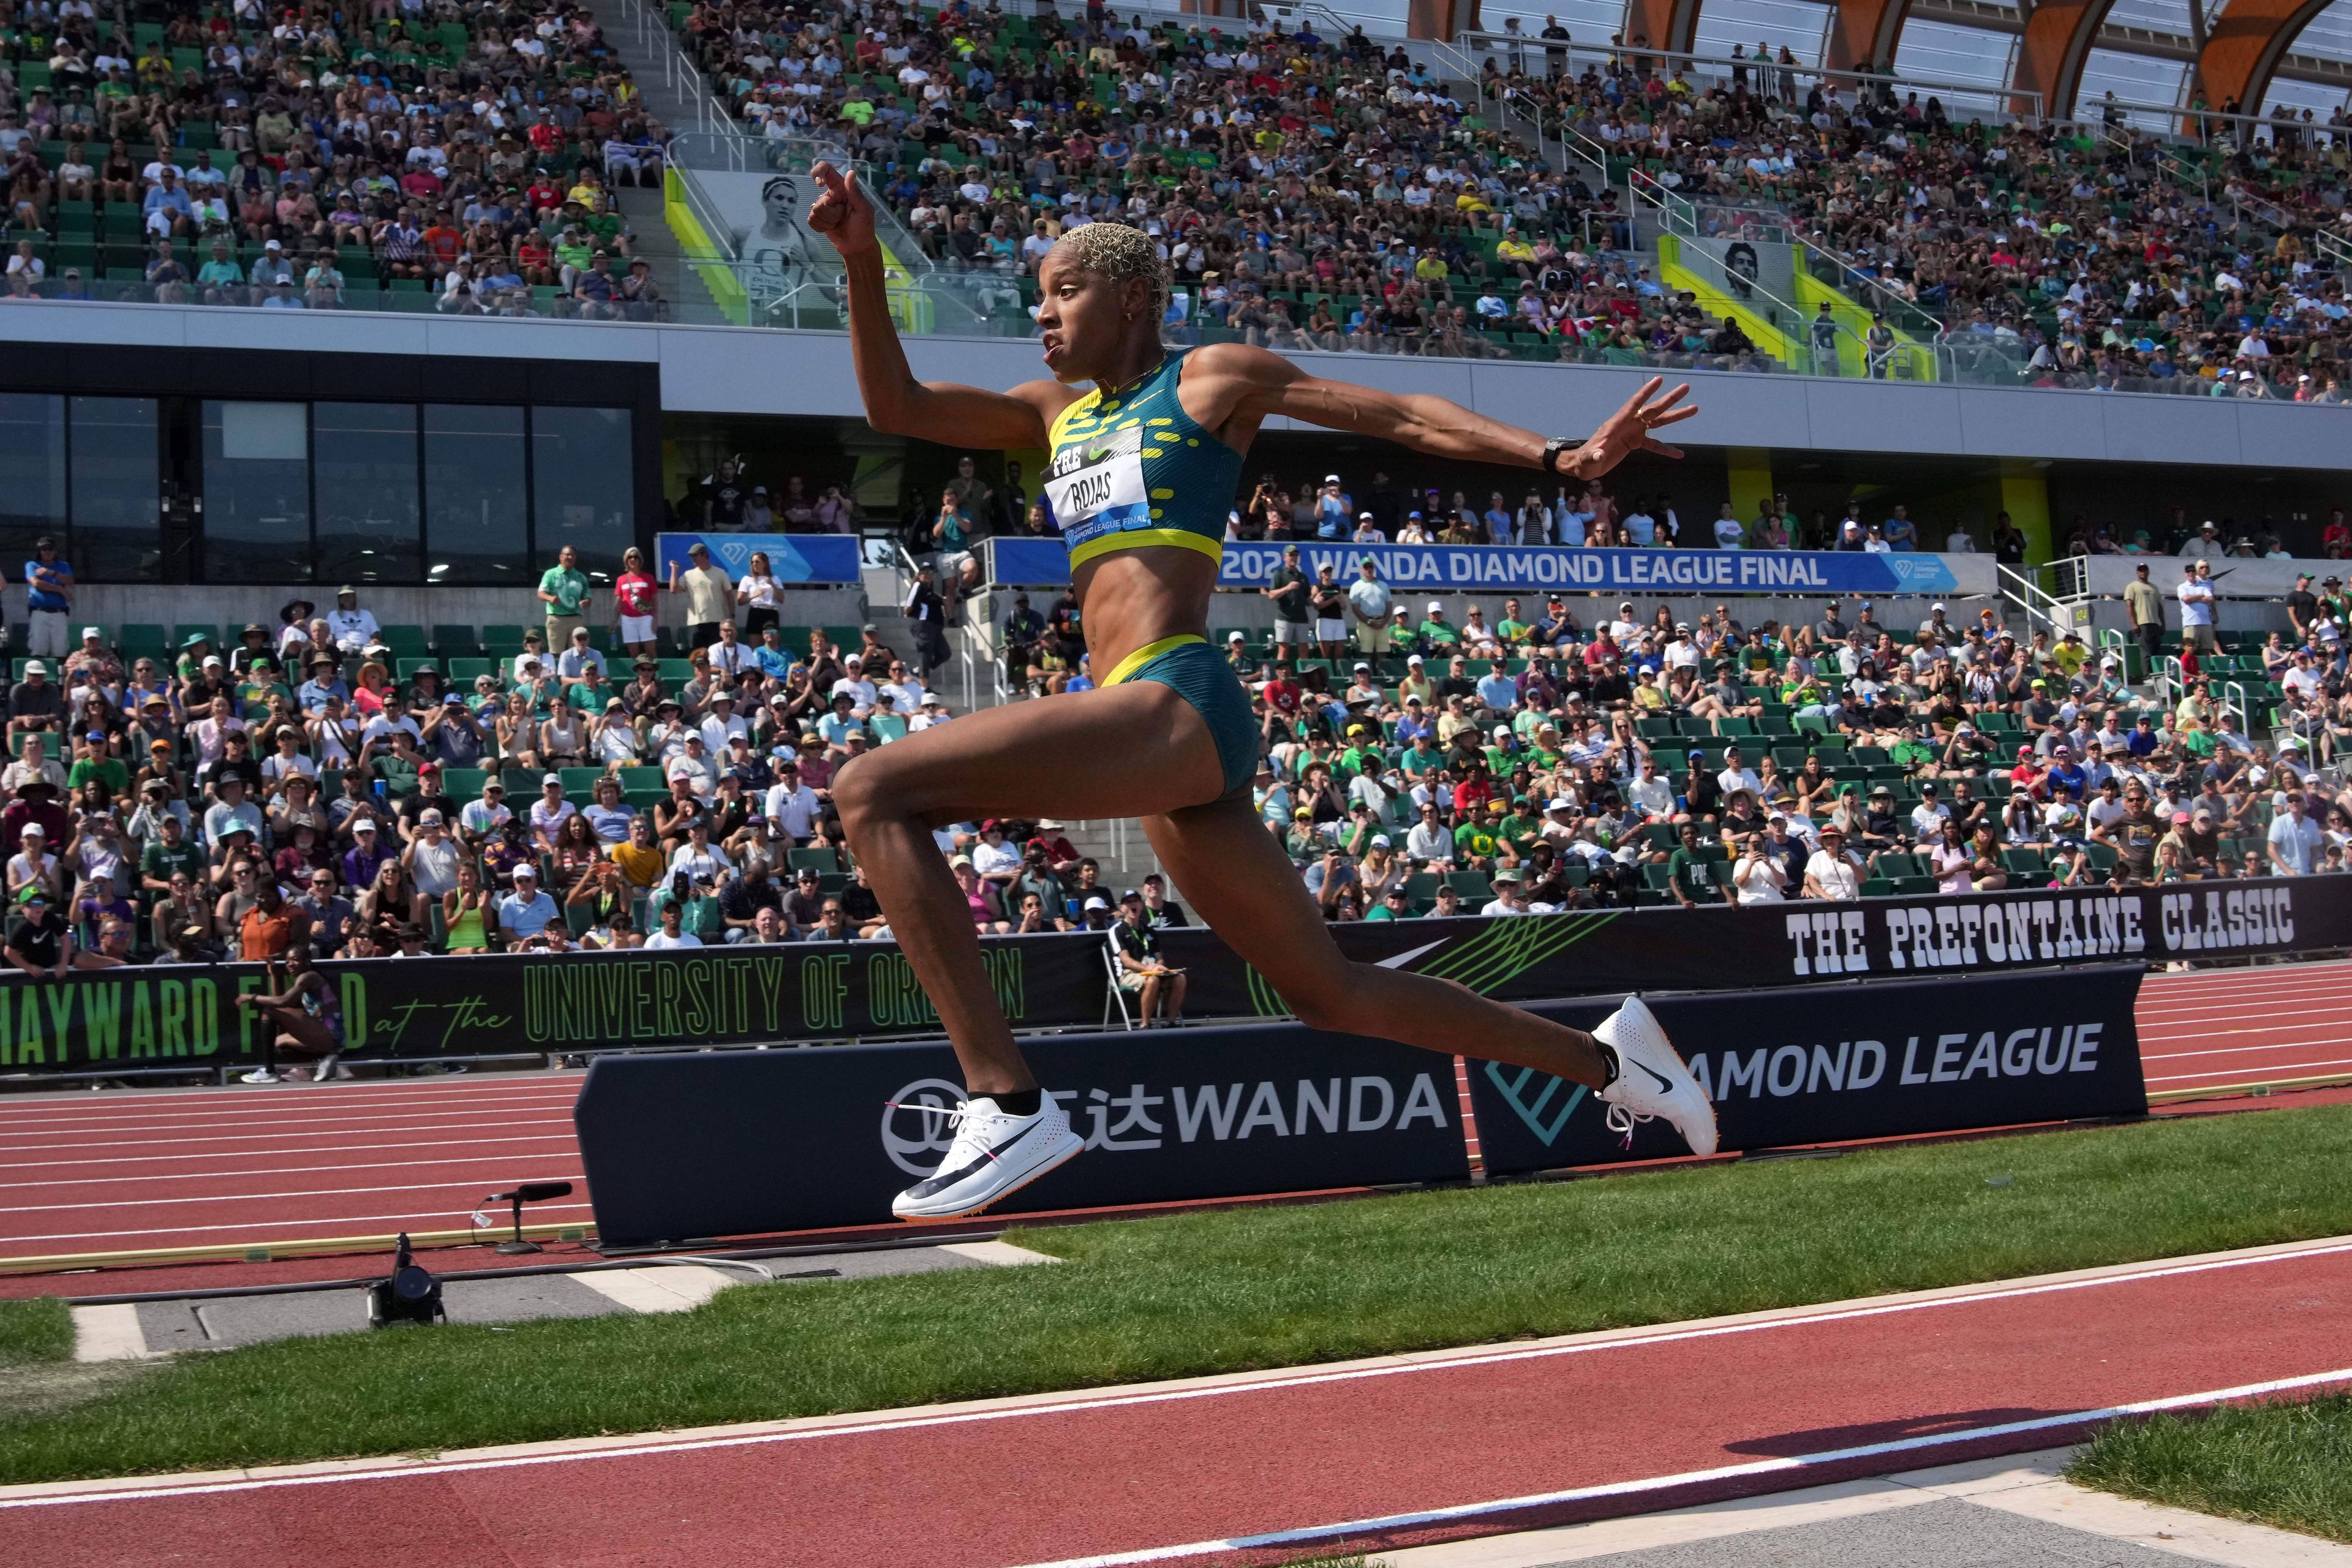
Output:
[1593,996,1719,1157]
[890,1095,1087,1221]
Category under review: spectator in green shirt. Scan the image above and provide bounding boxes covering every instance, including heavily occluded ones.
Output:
[1417,600,1460,648]
[140,814,205,892]
[580,199,628,255]
[195,241,245,305]
[1887,722,1938,774]
[1498,799,1545,857]
[1335,727,1385,780]
[552,228,595,276]
[67,741,129,799]
[1452,800,1504,865]
[1495,597,1534,646]
[1665,821,1715,908]
[538,544,590,646]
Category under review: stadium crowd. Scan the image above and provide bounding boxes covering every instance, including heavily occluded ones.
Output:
[1212,576,2351,919]
[0,477,2340,1072]
[1490,49,2352,399]
[982,465,2352,921]
[0,0,671,317]
[671,0,2352,391]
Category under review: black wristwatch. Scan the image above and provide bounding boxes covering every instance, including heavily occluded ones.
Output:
[1541,437,1583,475]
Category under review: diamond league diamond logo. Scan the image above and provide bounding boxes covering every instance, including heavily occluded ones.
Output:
[1481,1062,1588,1147]
[1883,554,1959,593]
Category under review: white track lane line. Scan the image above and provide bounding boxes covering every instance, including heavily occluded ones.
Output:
[21,1134,583,1170]
[0,1078,583,1112]
[5,1155,589,1189]
[6,1238,2348,1510]
[0,1093,582,1125]
[1005,1369,2352,1568]
[0,1109,581,1142]
[0,1202,597,1246]
[0,1175,589,1215]
[0,1085,584,1118]
[0,1118,579,1154]
[2149,1056,2352,1084]
[2144,1038,2352,1061]
[2139,1008,2352,1032]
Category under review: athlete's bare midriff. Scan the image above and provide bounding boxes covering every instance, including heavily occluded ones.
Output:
[1071,545,1221,680]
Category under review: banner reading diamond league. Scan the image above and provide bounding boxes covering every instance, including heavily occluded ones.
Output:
[653,532,863,584]
[984,537,1980,596]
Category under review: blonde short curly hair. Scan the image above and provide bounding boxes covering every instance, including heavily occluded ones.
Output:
[1049,221,1169,328]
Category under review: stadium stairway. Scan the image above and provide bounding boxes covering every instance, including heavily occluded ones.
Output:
[585,0,721,143]
[613,184,724,323]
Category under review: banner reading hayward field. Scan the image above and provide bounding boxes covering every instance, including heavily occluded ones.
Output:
[0,935,1107,1075]
[981,537,1981,595]
[1464,967,2148,1174]
[576,1021,1471,1245]
[652,531,862,584]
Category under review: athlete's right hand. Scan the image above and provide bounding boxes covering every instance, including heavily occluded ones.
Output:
[809,161,877,258]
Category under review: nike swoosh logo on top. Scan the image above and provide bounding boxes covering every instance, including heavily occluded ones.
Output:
[1638,1062,1676,1095]
[908,1119,1041,1198]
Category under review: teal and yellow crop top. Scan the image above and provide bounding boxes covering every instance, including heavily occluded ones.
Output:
[1040,350,1245,571]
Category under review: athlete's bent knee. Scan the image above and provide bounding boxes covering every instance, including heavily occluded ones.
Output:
[830,753,903,837]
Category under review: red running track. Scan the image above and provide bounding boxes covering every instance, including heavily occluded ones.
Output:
[3,958,2350,1272]
[0,1074,590,1265]
[7,1238,2351,1567]
[2139,957,2352,1099]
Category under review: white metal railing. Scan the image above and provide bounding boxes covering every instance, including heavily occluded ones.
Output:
[610,0,733,139]
[2221,679,2251,741]
[1999,561,2090,639]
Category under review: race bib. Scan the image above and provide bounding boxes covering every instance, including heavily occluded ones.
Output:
[1044,426,1151,550]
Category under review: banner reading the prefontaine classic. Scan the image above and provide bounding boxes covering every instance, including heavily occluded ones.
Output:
[0,878,2337,1076]
[984,537,1981,596]
[1161,876,2339,1019]
[652,532,863,584]
[1464,967,2149,1174]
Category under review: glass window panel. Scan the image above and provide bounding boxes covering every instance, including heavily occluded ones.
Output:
[0,394,66,572]
[2261,77,2348,121]
[1692,0,1831,72]
[2078,50,2187,132]
[530,406,635,582]
[423,404,529,588]
[314,402,421,586]
[68,396,160,582]
[1890,20,2013,123]
[202,400,312,582]
[2289,0,2352,62]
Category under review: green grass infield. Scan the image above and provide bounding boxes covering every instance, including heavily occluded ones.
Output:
[1,1104,2348,1486]
[2071,1392,2352,1544]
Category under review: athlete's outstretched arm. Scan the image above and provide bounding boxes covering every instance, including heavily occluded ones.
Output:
[1184,341,1695,481]
[807,162,1065,447]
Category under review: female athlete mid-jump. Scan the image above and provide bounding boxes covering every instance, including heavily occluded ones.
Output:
[809,163,1719,1219]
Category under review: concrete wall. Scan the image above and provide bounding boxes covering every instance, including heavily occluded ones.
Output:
[7,299,2349,473]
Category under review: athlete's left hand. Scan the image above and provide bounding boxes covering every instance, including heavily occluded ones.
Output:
[1577,377,1697,475]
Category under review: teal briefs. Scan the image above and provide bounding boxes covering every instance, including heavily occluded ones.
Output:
[1110,635,1260,799]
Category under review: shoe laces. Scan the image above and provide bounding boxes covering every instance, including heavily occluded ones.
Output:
[1602,1101,1646,1150]
[886,1098,1005,1162]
